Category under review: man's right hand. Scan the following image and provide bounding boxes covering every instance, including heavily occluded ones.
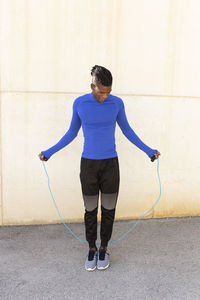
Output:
[38,153,48,161]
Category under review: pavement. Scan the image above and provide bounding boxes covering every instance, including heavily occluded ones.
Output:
[0,216,200,300]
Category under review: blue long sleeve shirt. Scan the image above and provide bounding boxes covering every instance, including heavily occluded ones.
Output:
[41,92,158,160]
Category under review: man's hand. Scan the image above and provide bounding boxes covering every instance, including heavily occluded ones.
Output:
[151,151,161,162]
[154,151,161,160]
[38,153,48,161]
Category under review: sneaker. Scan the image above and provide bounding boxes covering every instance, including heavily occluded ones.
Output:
[85,249,98,271]
[97,248,110,270]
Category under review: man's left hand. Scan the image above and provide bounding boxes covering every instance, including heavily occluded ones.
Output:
[154,151,161,160]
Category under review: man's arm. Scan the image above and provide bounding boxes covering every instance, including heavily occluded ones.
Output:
[41,98,81,160]
[116,98,158,159]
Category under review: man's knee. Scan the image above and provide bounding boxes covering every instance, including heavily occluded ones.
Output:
[101,192,118,210]
[83,194,99,211]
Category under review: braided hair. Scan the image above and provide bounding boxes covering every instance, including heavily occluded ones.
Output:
[91,65,112,86]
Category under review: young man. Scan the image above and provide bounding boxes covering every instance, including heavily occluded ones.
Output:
[38,65,161,271]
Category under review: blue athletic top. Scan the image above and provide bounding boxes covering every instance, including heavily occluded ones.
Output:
[41,92,158,160]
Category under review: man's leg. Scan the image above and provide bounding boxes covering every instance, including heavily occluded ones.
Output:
[84,207,98,249]
[95,157,120,270]
[79,157,100,249]
[99,157,120,248]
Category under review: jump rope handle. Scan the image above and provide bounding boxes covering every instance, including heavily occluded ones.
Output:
[151,154,156,162]
[43,155,48,161]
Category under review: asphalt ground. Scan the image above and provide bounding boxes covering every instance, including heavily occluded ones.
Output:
[1,216,200,300]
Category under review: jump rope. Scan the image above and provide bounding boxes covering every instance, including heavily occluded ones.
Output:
[41,155,161,246]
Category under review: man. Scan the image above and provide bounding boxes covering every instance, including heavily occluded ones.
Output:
[38,65,161,271]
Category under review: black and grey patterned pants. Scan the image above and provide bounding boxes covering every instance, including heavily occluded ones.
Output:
[79,156,120,248]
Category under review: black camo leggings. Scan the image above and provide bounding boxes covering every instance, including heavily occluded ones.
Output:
[79,156,120,248]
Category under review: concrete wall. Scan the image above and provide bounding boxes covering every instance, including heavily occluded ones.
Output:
[0,0,200,226]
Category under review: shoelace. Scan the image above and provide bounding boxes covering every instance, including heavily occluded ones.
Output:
[99,249,109,260]
[88,249,96,261]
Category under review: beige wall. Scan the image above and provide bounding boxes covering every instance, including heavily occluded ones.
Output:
[0,0,200,226]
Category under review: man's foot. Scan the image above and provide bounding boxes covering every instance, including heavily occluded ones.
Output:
[97,247,110,270]
[85,248,98,271]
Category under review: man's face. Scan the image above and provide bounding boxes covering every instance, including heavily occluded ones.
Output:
[91,83,112,103]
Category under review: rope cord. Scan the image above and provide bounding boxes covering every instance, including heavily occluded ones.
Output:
[41,158,161,245]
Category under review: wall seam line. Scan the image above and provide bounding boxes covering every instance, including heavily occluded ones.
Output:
[0,90,200,100]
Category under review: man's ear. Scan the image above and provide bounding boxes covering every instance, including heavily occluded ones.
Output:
[91,83,95,90]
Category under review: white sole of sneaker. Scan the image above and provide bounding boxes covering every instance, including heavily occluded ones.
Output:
[85,266,97,271]
[97,263,110,270]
